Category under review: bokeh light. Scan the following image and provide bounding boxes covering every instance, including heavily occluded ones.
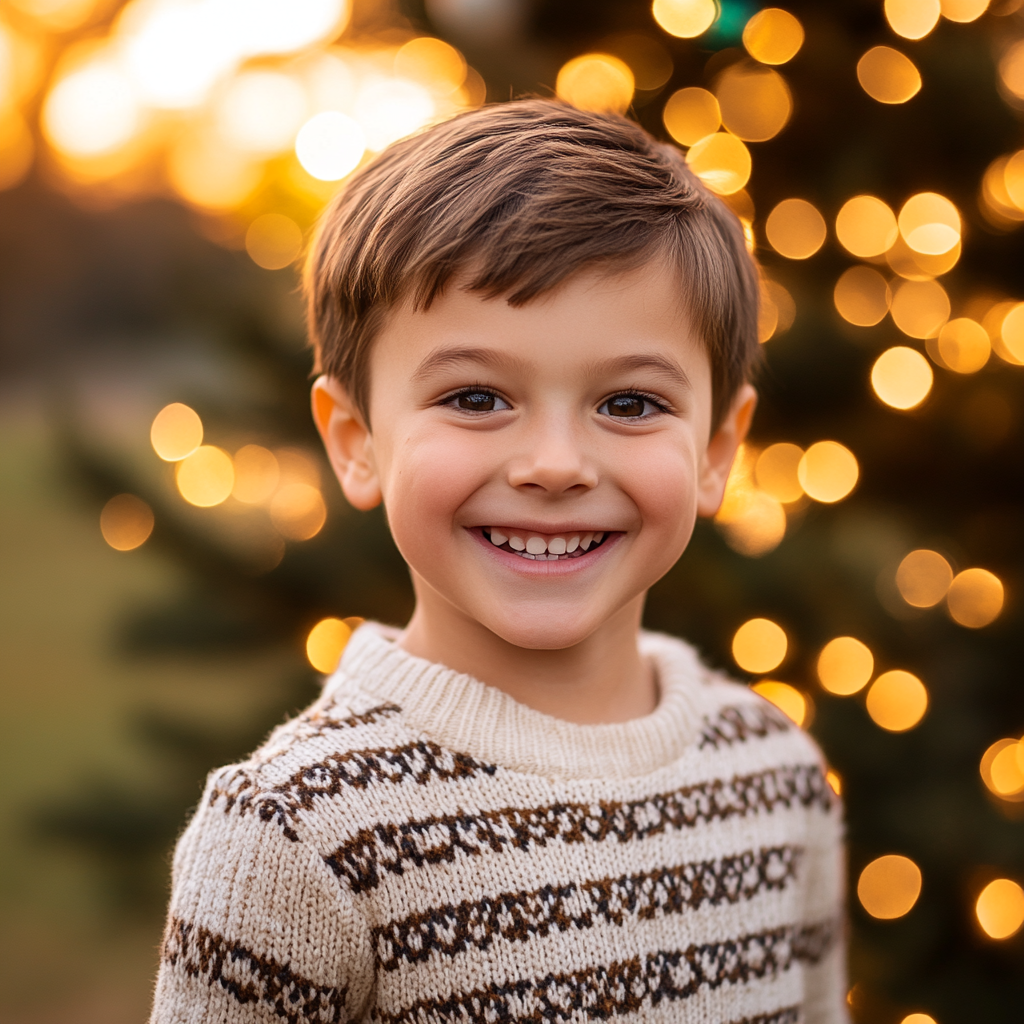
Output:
[871,346,933,410]
[751,681,808,726]
[742,8,804,65]
[685,131,751,194]
[826,770,842,795]
[271,482,327,540]
[151,402,203,461]
[890,279,950,338]
[176,445,235,507]
[651,0,718,38]
[998,39,1024,102]
[835,195,899,257]
[765,198,826,259]
[976,879,1024,939]
[216,71,307,154]
[947,568,1004,628]
[306,616,352,673]
[0,113,34,192]
[980,739,1024,798]
[732,617,788,673]
[900,1016,936,1024]
[818,637,874,696]
[885,0,941,39]
[858,854,923,918]
[939,0,989,20]
[980,154,1024,227]
[246,214,303,270]
[556,53,634,114]
[295,110,365,181]
[354,77,435,152]
[168,133,262,210]
[896,549,953,607]
[886,233,961,280]
[857,46,922,104]
[715,64,792,142]
[797,441,858,503]
[899,193,961,255]
[999,302,1024,363]
[758,279,796,341]
[605,34,673,92]
[754,442,804,502]
[394,36,467,94]
[231,445,280,504]
[867,670,929,732]
[715,446,787,556]
[935,318,990,373]
[100,494,154,551]
[834,266,892,326]
[662,86,720,146]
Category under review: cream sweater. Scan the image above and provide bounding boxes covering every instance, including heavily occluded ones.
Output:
[151,625,848,1024]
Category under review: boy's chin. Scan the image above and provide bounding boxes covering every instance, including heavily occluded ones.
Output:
[478,607,612,652]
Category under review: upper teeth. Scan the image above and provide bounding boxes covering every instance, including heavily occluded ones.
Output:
[486,529,605,556]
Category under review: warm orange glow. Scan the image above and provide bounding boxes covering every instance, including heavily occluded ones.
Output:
[857,46,922,104]
[998,40,1024,102]
[246,214,303,270]
[886,234,961,281]
[818,637,874,696]
[271,482,327,540]
[899,192,961,255]
[867,670,928,732]
[765,198,826,259]
[754,443,804,502]
[751,681,807,726]
[935,318,990,373]
[1000,303,1024,363]
[947,568,1004,628]
[662,86,720,146]
[151,402,203,461]
[981,739,1024,798]
[555,53,634,114]
[652,0,718,38]
[939,0,989,20]
[275,447,321,487]
[758,279,795,341]
[858,854,922,918]
[976,879,1024,939]
[900,1014,937,1024]
[742,8,804,65]
[980,155,1024,226]
[715,487,787,556]
[732,617,788,674]
[295,110,366,181]
[798,442,858,503]
[834,266,892,326]
[890,279,950,338]
[685,132,751,195]
[100,493,154,551]
[0,114,34,191]
[715,64,792,142]
[176,445,235,507]
[394,37,467,94]
[871,346,933,410]
[826,770,842,795]
[168,134,262,210]
[306,616,352,674]
[1004,150,1024,211]
[216,70,306,155]
[896,549,953,607]
[885,0,941,39]
[835,195,899,257]
[232,445,280,504]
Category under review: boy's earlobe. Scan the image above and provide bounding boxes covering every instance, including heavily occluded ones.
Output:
[695,383,758,518]
[311,376,383,511]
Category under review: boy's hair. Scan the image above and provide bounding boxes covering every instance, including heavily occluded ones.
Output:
[306,99,760,429]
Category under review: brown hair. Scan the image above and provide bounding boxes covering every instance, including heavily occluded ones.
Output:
[306,99,759,428]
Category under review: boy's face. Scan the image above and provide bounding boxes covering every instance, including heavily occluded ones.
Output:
[315,261,754,651]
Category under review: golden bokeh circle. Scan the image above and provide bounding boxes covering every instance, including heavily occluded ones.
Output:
[866,670,928,732]
[732,617,788,674]
[857,854,923,919]
[947,568,1004,628]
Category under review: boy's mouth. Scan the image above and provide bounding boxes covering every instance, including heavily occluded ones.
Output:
[480,527,610,561]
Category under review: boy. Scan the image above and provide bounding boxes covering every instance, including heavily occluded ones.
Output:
[151,101,847,1023]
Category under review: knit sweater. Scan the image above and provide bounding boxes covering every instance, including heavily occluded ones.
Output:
[151,625,848,1024]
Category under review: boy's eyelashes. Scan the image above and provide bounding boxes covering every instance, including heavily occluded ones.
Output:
[438,386,674,419]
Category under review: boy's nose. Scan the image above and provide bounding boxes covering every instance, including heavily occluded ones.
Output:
[506,421,599,494]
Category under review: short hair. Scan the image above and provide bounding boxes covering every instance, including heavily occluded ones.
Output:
[306,98,760,429]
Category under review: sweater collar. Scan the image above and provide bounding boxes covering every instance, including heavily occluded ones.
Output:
[325,623,708,780]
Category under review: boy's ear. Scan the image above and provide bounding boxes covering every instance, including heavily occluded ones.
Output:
[311,375,382,511]
[695,383,758,518]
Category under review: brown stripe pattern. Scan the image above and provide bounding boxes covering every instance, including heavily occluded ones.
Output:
[699,701,793,749]
[730,1010,801,1024]
[327,763,831,893]
[374,844,802,969]
[372,922,835,1024]
[209,738,498,841]
[161,917,346,1024]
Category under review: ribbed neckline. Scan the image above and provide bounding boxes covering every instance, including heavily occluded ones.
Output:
[325,623,709,780]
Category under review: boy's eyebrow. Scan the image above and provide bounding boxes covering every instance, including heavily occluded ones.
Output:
[588,354,693,393]
[412,345,529,382]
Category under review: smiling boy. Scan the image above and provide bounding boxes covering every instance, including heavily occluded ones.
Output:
[151,101,847,1023]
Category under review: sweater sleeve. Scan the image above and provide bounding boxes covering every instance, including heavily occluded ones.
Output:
[150,767,374,1024]
[801,785,851,1024]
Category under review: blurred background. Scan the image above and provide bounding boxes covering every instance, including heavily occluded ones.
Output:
[1,0,1023,1020]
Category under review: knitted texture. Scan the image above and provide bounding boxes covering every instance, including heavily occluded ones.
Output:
[151,626,849,1024]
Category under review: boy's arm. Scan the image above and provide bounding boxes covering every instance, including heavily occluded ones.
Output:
[150,768,373,1024]
[801,787,851,1024]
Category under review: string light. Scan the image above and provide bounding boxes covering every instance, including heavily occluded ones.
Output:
[871,347,934,410]
[651,0,718,39]
[151,403,203,461]
[685,132,751,195]
[976,879,1024,939]
[662,86,720,146]
[935,318,990,373]
[176,446,235,507]
[555,53,634,114]
[742,8,805,65]
[766,199,827,259]
[245,214,304,270]
[857,46,922,104]
[231,445,280,504]
[947,568,1004,628]
[306,616,352,673]
[754,443,805,503]
[858,854,923,919]
[751,681,808,726]
[980,739,1024,798]
[884,0,941,40]
[834,266,892,326]
[866,670,929,732]
[835,196,899,257]
[797,442,858,503]
[732,617,788,673]
[100,494,154,551]
[715,64,792,142]
[896,549,953,607]
[818,637,874,696]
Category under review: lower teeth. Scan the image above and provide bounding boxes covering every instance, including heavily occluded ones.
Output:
[485,534,603,559]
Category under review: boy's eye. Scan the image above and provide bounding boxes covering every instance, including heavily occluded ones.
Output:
[451,391,510,412]
[600,393,661,418]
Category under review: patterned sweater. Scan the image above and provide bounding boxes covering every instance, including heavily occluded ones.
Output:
[151,625,848,1024]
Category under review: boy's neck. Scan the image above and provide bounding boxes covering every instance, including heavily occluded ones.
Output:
[398,594,657,726]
